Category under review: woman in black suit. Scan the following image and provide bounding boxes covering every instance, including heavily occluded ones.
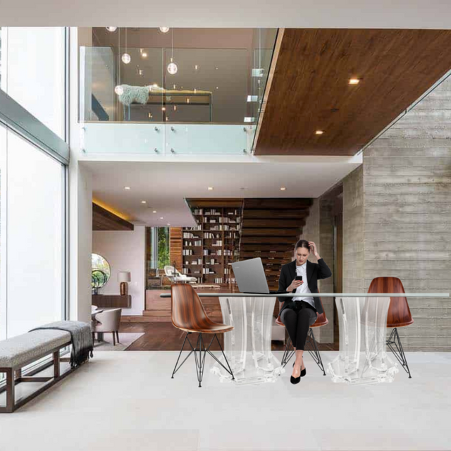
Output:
[278,239,332,384]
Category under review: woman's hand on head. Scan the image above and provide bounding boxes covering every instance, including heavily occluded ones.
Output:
[308,241,321,260]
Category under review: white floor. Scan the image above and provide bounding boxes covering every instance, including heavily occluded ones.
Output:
[0,351,450,451]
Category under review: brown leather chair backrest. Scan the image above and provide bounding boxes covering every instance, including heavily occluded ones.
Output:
[171,284,211,330]
[367,277,414,328]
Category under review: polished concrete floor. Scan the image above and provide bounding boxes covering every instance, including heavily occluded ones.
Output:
[0,351,450,451]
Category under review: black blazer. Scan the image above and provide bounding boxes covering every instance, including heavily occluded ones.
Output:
[278,259,332,315]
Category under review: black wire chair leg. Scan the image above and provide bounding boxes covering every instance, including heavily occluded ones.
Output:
[305,328,326,375]
[193,333,203,387]
[386,328,412,378]
[172,331,236,386]
[205,334,235,380]
[171,332,192,378]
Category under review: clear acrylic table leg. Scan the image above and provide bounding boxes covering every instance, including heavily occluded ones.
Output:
[328,297,399,384]
[211,296,283,384]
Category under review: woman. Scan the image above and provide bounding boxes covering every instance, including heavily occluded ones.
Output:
[278,239,332,384]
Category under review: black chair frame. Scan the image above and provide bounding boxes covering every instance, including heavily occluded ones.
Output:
[280,327,326,376]
[171,332,235,387]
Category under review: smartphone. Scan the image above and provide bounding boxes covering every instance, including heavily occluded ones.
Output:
[295,276,303,281]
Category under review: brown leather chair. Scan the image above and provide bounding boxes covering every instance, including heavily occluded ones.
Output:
[170,284,234,387]
[367,277,414,378]
[276,296,328,375]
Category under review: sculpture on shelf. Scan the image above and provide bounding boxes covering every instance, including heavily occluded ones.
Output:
[91,253,111,294]
[118,271,131,296]
[92,269,108,295]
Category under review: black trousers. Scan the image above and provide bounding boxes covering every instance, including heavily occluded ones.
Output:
[280,301,317,350]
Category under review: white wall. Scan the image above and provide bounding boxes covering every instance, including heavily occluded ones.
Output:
[3,2,451,29]
[92,227,146,316]
[69,158,93,324]
[68,27,94,325]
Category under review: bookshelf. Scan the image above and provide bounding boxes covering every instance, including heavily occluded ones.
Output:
[182,201,243,284]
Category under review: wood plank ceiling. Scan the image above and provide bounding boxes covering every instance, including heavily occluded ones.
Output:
[255,29,451,156]
[92,203,134,231]
[240,198,312,289]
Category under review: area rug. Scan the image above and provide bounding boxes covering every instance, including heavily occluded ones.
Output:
[93,333,144,351]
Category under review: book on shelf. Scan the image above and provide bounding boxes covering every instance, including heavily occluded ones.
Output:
[182,203,242,284]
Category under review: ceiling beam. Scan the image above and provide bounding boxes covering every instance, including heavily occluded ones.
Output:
[93,203,134,231]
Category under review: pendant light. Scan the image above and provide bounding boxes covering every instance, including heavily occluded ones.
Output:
[159,27,170,33]
[167,29,178,75]
[122,28,131,64]
[115,28,123,96]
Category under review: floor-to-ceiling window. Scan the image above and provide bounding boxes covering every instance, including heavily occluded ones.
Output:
[1,130,65,337]
[0,27,68,343]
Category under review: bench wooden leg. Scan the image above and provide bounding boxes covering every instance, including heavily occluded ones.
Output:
[15,368,22,380]
[53,351,60,378]
[6,369,15,413]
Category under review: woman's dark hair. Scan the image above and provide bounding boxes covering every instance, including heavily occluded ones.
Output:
[294,239,310,251]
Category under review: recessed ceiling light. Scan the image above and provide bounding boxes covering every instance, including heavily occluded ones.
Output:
[160,217,164,220]
[153,210,157,213]
[280,187,286,191]
[159,27,170,33]
[349,78,360,85]
[208,187,214,191]
[167,223,171,226]
[124,186,131,190]
[141,200,146,204]
[315,130,324,135]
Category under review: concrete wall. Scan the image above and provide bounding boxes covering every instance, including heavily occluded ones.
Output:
[363,78,451,351]
[92,227,146,316]
[318,198,335,342]
[299,198,335,343]
[342,166,365,293]
[343,77,451,351]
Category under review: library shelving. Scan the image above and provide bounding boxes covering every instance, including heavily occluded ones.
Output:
[182,201,243,284]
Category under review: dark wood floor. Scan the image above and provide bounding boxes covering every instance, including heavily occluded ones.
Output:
[120,321,339,351]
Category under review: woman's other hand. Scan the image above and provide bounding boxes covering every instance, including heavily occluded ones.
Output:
[287,279,303,292]
[308,241,321,260]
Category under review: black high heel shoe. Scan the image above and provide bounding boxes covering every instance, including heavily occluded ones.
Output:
[290,363,302,384]
[293,362,307,377]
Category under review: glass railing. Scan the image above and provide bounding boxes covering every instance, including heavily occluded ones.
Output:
[79,29,277,155]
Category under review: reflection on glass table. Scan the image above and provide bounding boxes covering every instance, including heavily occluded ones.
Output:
[327,297,399,384]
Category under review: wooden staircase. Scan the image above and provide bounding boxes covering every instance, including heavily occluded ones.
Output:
[239,198,313,290]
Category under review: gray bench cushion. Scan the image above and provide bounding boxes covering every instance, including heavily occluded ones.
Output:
[0,330,71,368]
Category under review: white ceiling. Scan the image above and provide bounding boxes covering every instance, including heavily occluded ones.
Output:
[84,157,361,227]
[2,1,451,28]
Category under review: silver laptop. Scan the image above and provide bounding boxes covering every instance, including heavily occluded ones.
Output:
[231,258,270,294]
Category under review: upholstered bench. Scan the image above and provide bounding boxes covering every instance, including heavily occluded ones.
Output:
[0,330,72,413]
